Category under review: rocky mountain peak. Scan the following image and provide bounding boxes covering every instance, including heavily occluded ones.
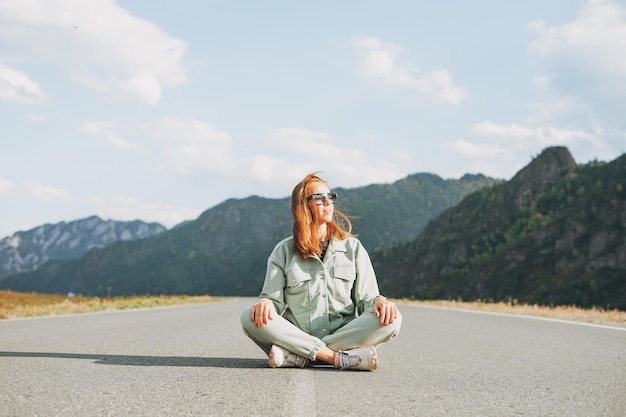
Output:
[0,216,166,279]
[507,146,578,208]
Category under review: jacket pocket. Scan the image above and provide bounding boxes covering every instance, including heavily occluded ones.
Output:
[284,266,314,333]
[333,265,356,281]
[332,265,356,302]
[285,265,313,299]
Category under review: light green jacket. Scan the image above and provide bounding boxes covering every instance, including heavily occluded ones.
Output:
[259,236,381,339]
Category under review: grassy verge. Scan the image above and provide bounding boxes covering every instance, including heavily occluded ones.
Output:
[403,299,626,328]
[0,290,221,320]
[2,291,625,328]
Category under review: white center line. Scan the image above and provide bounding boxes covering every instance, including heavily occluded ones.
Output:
[281,369,316,417]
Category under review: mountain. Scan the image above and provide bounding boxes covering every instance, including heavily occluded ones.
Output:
[374,147,626,310]
[0,216,166,279]
[0,173,499,297]
[338,173,497,251]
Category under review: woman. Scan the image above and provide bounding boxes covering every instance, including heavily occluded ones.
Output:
[241,173,402,370]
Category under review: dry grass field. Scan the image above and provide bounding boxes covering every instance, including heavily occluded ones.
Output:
[1,290,624,328]
[404,299,626,328]
[0,290,219,320]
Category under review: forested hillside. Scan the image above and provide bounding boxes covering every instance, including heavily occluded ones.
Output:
[375,147,626,310]
[0,173,496,296]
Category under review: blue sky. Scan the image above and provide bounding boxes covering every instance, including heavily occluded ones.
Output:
[1,0,625,238]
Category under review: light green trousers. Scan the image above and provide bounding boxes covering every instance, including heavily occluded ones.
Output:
[241,307,402,361]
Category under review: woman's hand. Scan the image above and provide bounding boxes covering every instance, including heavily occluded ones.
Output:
[250,298,275,327]
[373,296,398,326]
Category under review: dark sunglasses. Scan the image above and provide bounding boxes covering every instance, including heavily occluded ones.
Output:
[306,192,338,205]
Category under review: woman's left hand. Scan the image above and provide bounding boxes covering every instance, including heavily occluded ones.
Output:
[373,296,398,326]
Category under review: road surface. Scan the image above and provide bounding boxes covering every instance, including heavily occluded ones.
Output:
[1,298,625,416]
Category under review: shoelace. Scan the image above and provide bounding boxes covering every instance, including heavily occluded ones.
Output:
[338,351,362,368]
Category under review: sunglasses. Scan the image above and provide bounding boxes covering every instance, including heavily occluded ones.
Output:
[306,192,338,205]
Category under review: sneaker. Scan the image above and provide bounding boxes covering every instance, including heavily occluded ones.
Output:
[268,345,310,368]
[334,346,378,371]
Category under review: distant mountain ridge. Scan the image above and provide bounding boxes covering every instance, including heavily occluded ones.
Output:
[0,216,166,279]
[0,173,499,296]
[3,147,623,310]
[375,147,626,309]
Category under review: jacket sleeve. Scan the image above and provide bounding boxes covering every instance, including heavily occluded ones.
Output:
[258,248,287,315]
[351,239,381,315]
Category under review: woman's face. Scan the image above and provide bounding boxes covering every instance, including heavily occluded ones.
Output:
[308,181,334,226]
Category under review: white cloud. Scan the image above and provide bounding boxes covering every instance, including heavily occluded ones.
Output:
[527,77,585,126]
[0,0,187,105]
[73,69,164,106]
[472,122,601,149]
[78,121,146,154]
[0,176,15,195]
[23,180,71,200]
[265,127,404,187]
[0,63,45,104]
[351,36,468,104]
[447,1,626,176]
[138,120,404,190]
[529,0,626,80]
[454,0,626,175]
[523,0,626,164]
[87,194,200,228]
[140,116,234,178]
[443,121,615,178]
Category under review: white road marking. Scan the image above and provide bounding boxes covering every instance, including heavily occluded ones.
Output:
[281,369,316,417]
[404,303,626,332]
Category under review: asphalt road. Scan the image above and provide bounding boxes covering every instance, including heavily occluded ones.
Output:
[1,298,625,417]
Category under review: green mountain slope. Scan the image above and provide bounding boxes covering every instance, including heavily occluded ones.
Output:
[0,174,497,296]
[375,147,626,309]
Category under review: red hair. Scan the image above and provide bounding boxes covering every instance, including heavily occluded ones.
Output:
[291,173,352,258]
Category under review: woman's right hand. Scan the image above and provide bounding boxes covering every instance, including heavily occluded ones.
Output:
[250,298,275,327]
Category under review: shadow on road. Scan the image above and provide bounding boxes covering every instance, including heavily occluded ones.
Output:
[0,351,267,368]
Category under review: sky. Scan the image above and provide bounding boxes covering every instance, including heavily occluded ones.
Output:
[1,0,625,238]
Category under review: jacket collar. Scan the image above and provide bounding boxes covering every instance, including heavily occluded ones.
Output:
[328,238,348,254]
